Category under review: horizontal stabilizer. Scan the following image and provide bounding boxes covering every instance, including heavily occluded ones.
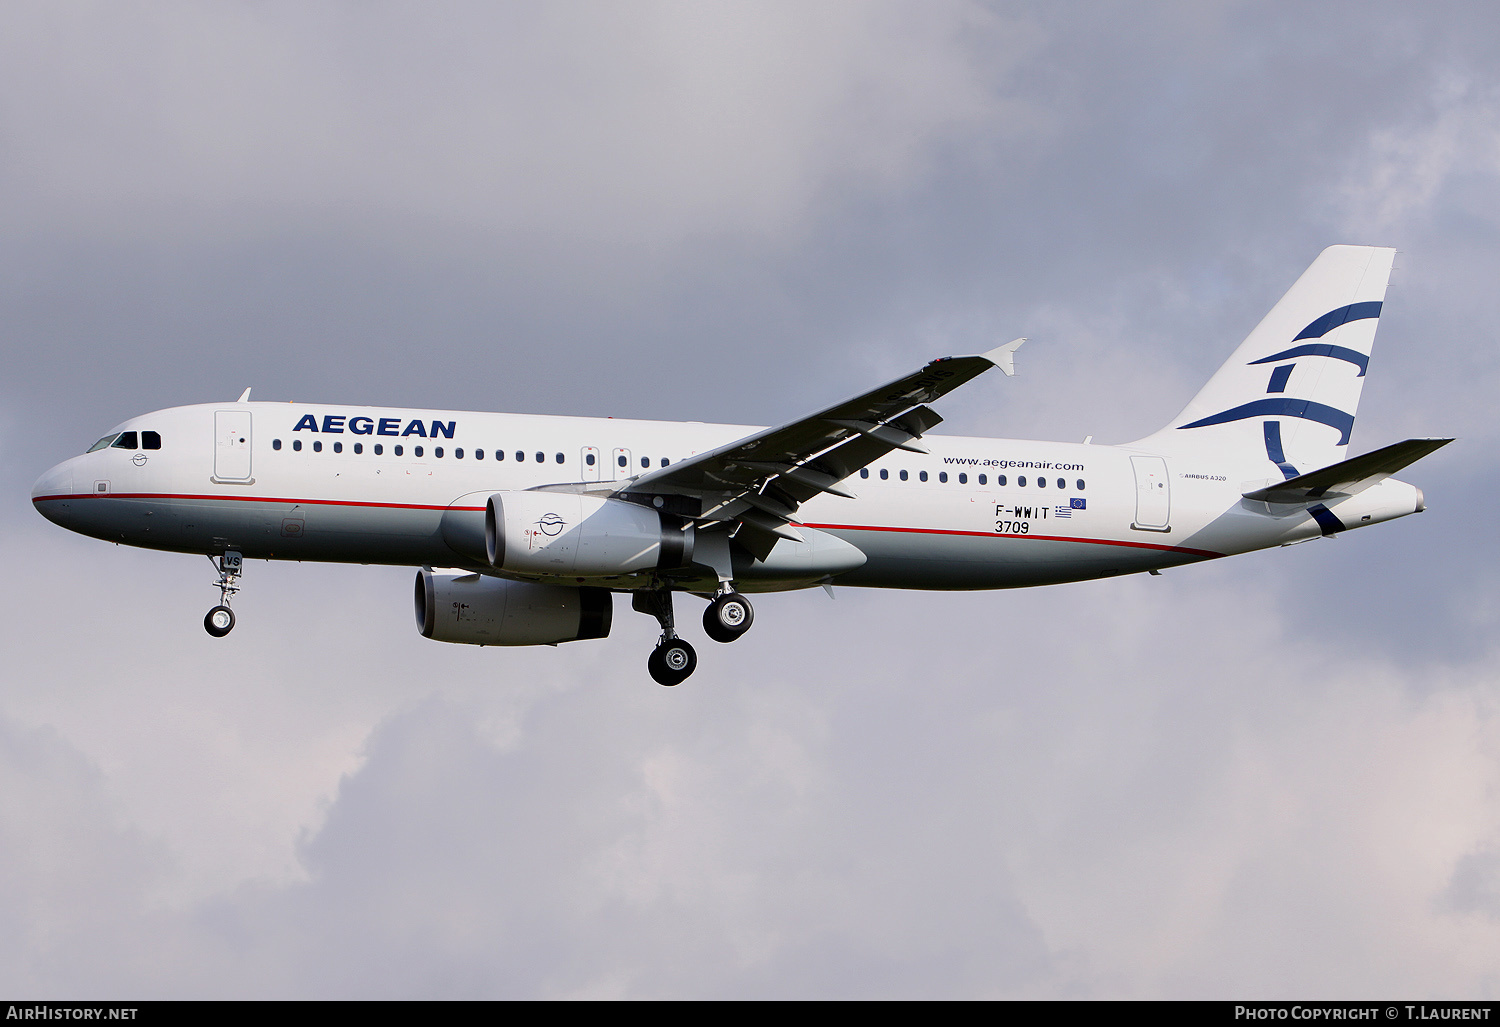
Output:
[1242,437,1452,503]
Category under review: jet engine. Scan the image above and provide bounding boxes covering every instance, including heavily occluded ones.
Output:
[415,568,612,646]
[485,491,693,579]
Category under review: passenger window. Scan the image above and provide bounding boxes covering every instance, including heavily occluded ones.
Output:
[641,456,649,468]
[293,439,303,452]
[142,431,161,450]
[394,445,403,456]
[899,470,908,481]
[313,441,323,453]
[557,453,565,464]
[516,451,525,462]
[535,452,543,463]
[87,434,120,453]
[112,431,139,450]
[939,472,947,483]
[374,444,383,455]
[475,449,483,460]
[455,448,463,459]
[860,468,869,479]
[1077,479,1085,490]
[586,453,595,466]
[333,442,343,453]
[354,443,363,454]
[661,458,669,467]
[496,450,504,461]
[978,474,986,485]
[273,439,282,451]
[1037,476,1045,488]
[879,469,889,480]
[436,447,444,458]
[414,445,424,457]
[958,473,966,484]
[919,471,928,482]
[617,455,627,468]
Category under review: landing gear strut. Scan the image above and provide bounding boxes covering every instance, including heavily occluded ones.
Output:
[703,589,754,643]
[634,588,697,686]
[204,551,242,638]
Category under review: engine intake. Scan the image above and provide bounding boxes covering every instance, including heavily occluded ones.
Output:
[485,491,693,579]
[415,568,612,646]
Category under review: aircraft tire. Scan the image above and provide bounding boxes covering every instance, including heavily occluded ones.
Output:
[703,593,753,643]
[648,639,697,686]
[204,605,236,638]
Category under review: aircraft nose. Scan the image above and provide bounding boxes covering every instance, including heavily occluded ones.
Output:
[31,460,76,524]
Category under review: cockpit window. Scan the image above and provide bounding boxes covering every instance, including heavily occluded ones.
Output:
[142,431,161,450]
[87,433,120,453]
[111,431,139,450]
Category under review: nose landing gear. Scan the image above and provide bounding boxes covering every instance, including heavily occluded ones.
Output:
[204,551,242,637]
[204,605,236,637]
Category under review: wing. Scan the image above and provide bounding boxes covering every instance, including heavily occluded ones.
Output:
[619,339,1025,560]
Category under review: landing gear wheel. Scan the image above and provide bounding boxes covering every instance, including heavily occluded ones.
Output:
[703,592,754,643]
[204,605,236,638]
[648,638,697,686]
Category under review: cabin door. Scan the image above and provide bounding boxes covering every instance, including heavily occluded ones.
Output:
[1130,455,1170,531]
[214,410,253,482]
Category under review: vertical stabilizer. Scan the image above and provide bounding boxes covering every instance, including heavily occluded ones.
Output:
[1139,245,1395,478]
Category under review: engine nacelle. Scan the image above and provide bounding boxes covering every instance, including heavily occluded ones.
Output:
[485,491,693,579]
[415,568,612,646]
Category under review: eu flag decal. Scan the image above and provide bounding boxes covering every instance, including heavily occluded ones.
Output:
[1070,497,1086,510]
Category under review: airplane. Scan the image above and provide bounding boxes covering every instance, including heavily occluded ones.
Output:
[31,245,1451,685]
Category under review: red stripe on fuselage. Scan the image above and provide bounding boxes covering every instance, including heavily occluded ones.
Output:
[32,493,1225,558]
[32,492,487,512]
[800,521,1223,558]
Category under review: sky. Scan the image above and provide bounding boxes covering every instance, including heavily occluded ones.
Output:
[2,0,1499,999]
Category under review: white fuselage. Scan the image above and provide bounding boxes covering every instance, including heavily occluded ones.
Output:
[30,401,1426,593]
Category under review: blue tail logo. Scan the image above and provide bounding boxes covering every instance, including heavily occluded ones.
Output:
[1177,302,1379,455]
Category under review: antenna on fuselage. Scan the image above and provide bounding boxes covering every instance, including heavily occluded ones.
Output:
[236,387,252,402]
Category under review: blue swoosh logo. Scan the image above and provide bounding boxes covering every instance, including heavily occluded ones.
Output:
[1249,343,1369,376]
[1262,421,1299,479]
[1178,398,1355,444]
[1291,301,1382,341]
[1245,302,1381,376]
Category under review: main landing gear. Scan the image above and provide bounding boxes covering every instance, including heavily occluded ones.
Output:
[635,589,697,686]
[647,637,697,687]
[635,584,756,686]
[204,551,242,637]
[703,589,754,643]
